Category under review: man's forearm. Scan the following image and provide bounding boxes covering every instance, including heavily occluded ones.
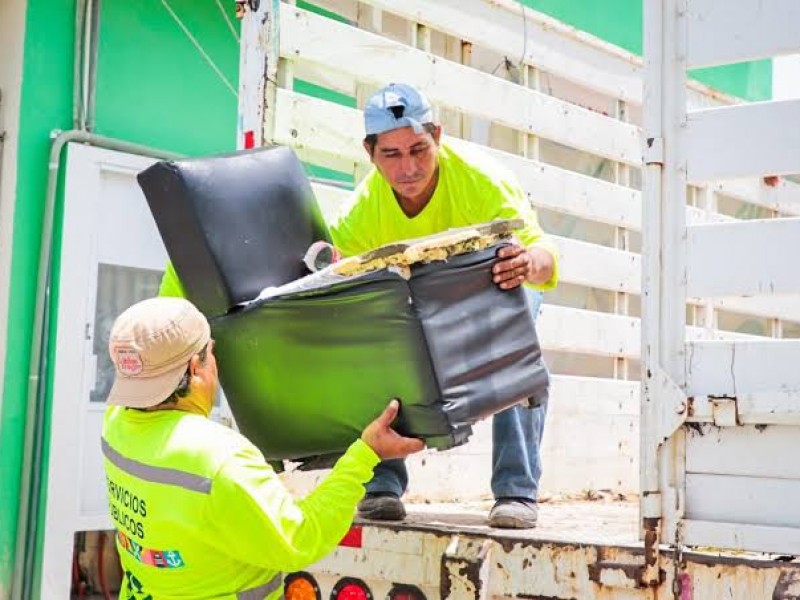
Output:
[526,246,555,285]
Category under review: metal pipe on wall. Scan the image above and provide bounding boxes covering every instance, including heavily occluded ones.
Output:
[0,89,5,226]
[12,0,108,593]
[11,130,181,600]
[72,0,88,130]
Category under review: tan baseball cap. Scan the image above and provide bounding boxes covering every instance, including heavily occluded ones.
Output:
[107,297,211,408]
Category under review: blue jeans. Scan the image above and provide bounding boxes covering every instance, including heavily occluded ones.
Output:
[366,290,547,501]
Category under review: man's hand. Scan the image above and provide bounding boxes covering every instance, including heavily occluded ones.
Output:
[361,400,426,460]
[493,244,554,290]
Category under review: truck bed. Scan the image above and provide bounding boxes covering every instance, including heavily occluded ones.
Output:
[385,497,639,547]
[320,498,800,599]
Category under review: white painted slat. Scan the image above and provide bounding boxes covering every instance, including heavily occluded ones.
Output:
[685,205,732,226]
[555,235,640,294]
[710,295,800,324]
[687,0,800,68]
[359,0,644,104]
[281,7,643,165]
[735,392,800,425]
[543,375,639,493]
[686,340,800,397]
[685,328,763,344]
[483,147,644,231]
[293,62,357,99]
[715,179,800,218]
[550,375,640,414]
[687,100,800,181]
[686,425,800,477]
[687,218,800,297]
[686,473,800,528]
[683,519,800,555]
[273,88,364,171]
[537,304,640,359]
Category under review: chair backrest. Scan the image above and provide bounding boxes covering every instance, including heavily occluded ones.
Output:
[138,145,331,316]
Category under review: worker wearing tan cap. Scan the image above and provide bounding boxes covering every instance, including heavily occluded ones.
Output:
[101,296,424,600]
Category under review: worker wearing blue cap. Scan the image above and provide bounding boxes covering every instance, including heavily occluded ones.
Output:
[331,83,559,529]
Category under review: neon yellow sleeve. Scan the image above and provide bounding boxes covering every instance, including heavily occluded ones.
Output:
[205,439,379,573]
[329,173,382,258]
[158,262,187,298]
[329,208,372,258]
[481,181,560,291]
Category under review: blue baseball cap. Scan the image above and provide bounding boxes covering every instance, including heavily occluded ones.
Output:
[363,83,434,136]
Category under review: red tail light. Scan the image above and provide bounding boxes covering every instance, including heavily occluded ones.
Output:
[331,577,373,600]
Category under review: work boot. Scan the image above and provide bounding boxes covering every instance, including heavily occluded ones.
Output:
[357,492,406,521]
[488,498,538,529]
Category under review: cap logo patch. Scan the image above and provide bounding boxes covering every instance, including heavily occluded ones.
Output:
[116,347,144,376]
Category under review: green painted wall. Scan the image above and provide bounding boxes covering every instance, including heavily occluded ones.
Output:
[0,0,241,594]
[0,0,76,593]
[520,0,772,101]
[94,0,239,155]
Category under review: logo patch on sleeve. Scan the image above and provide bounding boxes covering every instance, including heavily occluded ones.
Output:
[117,531,184,569]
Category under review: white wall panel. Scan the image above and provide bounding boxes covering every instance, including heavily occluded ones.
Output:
[686,424,800,478]
[687,218,800,297]
[687,100,800,182]
[686,473,800,528]
[687,0,800,68]
[684,520,800,555]
[538,305,639,359]
[556,236,640,294]
[686,340,800,396]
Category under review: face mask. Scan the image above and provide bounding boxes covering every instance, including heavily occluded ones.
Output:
[178,390,213,417]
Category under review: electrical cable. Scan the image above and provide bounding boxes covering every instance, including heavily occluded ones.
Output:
[216,0,240,43]
[160,0,238,97]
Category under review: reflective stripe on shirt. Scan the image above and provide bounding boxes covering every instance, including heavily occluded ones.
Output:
[102,437,213,494]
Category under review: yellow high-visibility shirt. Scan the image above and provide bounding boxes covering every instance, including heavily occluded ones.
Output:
[102,405,379,599]
[159,261,185,298]
[330,139,559,290]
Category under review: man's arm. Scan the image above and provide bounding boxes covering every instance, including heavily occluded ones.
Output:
[482,181,559,291]
[206,401,423,573]
[493,245,555,290]
[158,261,187,298]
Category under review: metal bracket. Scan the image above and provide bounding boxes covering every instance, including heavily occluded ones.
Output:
[651,367,689,443]
[643,136,664,165]
[440,536,492,600]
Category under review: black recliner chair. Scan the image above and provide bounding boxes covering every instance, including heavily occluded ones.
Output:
[138,145,549,462]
